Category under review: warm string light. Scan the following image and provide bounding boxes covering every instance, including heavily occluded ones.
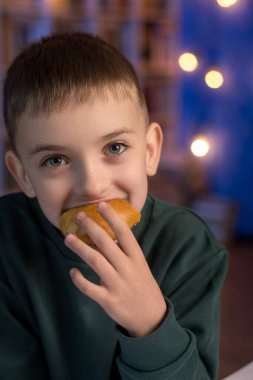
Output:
[191,137,210,157]
[205,70,224,89]
[216,0,238,8]
[178,53,225,89]
[178,52,198,72]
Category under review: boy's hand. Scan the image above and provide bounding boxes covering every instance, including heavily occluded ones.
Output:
[65,201,167,337]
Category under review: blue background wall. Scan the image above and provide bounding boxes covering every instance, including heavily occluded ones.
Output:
[178,0,253,237]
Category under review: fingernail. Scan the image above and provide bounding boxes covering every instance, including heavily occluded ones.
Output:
[65,234,75,245]
[76,212,86,223]
[69,268,76,278]
[97,201,107,212]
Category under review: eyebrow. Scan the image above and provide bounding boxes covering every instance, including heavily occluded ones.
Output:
[100,127,136,142]
[29,128,136,155]
[29,144,68,155]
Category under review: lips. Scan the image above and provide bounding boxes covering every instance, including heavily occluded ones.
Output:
[61,197,126,214]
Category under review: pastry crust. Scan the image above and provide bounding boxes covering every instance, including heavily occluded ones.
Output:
[59,199,141,246]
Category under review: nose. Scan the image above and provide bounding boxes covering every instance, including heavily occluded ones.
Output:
[73,160,110,200]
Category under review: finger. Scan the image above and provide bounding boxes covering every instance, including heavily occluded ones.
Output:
[75,212,127,268]
[65,234,117,283]
[70,268,108,306]
[97,201,141,257]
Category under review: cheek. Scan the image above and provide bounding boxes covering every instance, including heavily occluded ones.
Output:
[34,183,66,228]
[117,162,148,210]
[118,160,147,186]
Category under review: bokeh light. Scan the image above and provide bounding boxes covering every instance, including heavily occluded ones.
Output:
[178,52,198,72]
[191,137,210,157]
[205,70,224,89]
[216,0,238,8]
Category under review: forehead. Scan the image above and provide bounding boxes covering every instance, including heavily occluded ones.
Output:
[15,94,146,150]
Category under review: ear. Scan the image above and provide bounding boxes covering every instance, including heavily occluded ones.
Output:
[5,150,36,198]
[146,122,163,176]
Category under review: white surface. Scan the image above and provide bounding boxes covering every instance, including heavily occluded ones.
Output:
[223,361,253,380]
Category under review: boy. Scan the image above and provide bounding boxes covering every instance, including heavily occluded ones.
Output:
[0,32,228,379]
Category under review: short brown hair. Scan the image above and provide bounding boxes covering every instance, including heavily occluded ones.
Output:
[3,32,148,149]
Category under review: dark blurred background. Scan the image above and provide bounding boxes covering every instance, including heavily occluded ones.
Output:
[0,1,252,378]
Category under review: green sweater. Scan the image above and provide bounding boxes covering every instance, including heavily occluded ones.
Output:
[0,192,228,379]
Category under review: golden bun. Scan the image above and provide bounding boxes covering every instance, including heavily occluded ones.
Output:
[59,198,141,246]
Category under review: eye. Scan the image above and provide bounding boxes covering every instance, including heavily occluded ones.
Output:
[104,142,128,156]
[42,155,68,168]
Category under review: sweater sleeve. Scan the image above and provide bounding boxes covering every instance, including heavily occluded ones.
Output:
[116,204,228,379]
[0,276,50,379]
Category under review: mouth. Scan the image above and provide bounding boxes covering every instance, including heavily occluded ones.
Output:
[61,197,125,214]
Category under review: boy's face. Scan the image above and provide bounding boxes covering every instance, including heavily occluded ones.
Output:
[5,94,162,229]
